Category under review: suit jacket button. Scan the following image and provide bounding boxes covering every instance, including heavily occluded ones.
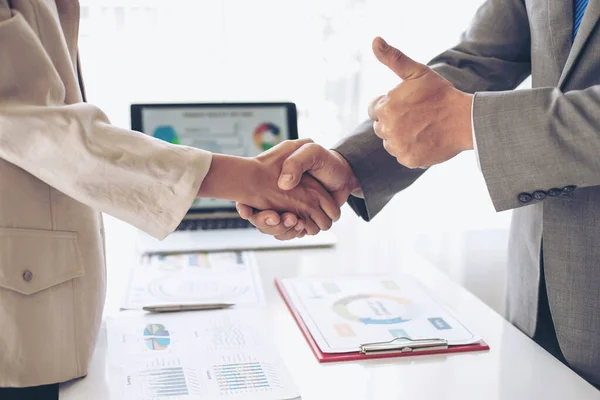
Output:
[518,193,533,203]
[533,190,547,200]
[22,270,33,282]
[562,185,577,194]
[547,188,562,197]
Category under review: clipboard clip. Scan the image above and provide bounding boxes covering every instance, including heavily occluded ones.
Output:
[359,336,449,355]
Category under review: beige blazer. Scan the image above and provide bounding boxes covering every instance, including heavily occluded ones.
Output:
[0,0,212,387]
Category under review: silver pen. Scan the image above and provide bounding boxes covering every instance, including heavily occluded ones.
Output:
[142,303,235,313]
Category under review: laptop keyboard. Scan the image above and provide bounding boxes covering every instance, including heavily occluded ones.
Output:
[175,218,256,231]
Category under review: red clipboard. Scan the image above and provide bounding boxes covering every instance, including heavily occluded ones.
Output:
[275,278,489,363]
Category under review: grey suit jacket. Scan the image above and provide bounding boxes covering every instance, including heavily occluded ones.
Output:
[335,0,600,385]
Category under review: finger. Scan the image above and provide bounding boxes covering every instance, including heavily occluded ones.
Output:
[368,95,386,121]
[372,37,429,80]
[274,228,303,241]
[246,209,282,228]
[382,138,399,159]
[254,221,296,236]
[308,208,333,232]
[373,120,386,139]
[316,186,341,222]
[254,215,305,236]
[303,218,320,236]
[280,212,299,229]
[294,219,306,232]
[297,230,307,239]
[236,203,255,220]
[278,143,326,190]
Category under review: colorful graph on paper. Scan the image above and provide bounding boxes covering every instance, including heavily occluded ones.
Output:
[121,251,265,310]
[280,275,480,353]
[143,324,171,351]
[213,361,275,393]
[106,310,300,400]
[137,366,200,398]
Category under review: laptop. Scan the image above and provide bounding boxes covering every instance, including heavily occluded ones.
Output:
[131,102,336,254]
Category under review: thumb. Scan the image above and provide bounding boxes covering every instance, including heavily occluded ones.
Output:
[278,143,322,190]
[372,37,428,80]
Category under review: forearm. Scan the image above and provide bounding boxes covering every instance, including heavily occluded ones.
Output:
[0,103,211,240]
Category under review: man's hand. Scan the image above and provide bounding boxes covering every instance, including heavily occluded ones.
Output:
[198,139,341,235]
[236,142,361,240]
[368,37,474,168]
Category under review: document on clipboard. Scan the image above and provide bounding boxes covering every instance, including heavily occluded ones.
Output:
[275,274,489,362]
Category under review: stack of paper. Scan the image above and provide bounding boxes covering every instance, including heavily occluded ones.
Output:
[122,251,265,310]
[107,310,300,400]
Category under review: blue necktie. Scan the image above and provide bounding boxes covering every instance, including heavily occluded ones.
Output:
[574,0,590,39]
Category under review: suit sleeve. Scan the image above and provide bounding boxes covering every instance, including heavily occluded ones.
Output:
[474,86,600,211]
[334,0,532,221]
[0,11,211,240]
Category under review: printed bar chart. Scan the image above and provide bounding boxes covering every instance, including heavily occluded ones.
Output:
[139,367,190,398]
[213,362,271,393]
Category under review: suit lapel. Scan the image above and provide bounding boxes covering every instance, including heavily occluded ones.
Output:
[547,0,573,78]
[558,0,600,87]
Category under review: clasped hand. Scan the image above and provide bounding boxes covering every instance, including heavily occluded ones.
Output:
[237,139,360,240]
[238,37,475,239]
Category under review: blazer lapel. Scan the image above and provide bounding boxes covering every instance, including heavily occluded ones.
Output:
[558,0,600,87]
[547,0,573,78]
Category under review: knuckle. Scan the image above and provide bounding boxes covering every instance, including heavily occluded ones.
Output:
[402,155,419,169]
[391,49,405,64]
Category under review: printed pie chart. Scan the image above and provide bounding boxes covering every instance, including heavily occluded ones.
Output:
[144,323,171,350]
[332,294,414,325]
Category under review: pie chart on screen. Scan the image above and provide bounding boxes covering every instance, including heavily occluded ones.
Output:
[253,122,282,151]
[152,125,180,144]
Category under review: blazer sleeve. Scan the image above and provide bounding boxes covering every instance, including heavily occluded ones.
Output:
[473,86,600,212]
[334,0,532,221]
[0,11,212,240]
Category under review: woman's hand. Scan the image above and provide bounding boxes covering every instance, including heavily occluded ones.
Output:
[197,139,341,235]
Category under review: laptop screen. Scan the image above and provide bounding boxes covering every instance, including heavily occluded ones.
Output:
[131,102,298,212]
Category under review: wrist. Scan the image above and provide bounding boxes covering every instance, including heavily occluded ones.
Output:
[197,154,258,202]
[331,150,362,197]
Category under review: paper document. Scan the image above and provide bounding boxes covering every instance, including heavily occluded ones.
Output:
[106,310,300,400]
[122,251,264,309]
[280,274,481,353]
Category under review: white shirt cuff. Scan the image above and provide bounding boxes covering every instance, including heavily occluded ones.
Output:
[472,95,481,171]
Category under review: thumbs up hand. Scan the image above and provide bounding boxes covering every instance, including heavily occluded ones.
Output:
[368,37,474,168]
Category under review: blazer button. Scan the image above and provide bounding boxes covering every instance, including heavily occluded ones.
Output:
[518,193,533,203]
[547,188,562,197]
[533,190,547,200]
[562,185,577,194]
[22,270,33,282]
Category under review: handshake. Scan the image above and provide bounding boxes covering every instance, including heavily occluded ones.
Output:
[198,36,474,240]
[198,139,361,241]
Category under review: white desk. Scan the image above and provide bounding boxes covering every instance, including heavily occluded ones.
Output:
[60,208,600,400]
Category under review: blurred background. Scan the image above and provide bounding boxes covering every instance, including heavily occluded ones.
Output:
[79,0,530,317]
